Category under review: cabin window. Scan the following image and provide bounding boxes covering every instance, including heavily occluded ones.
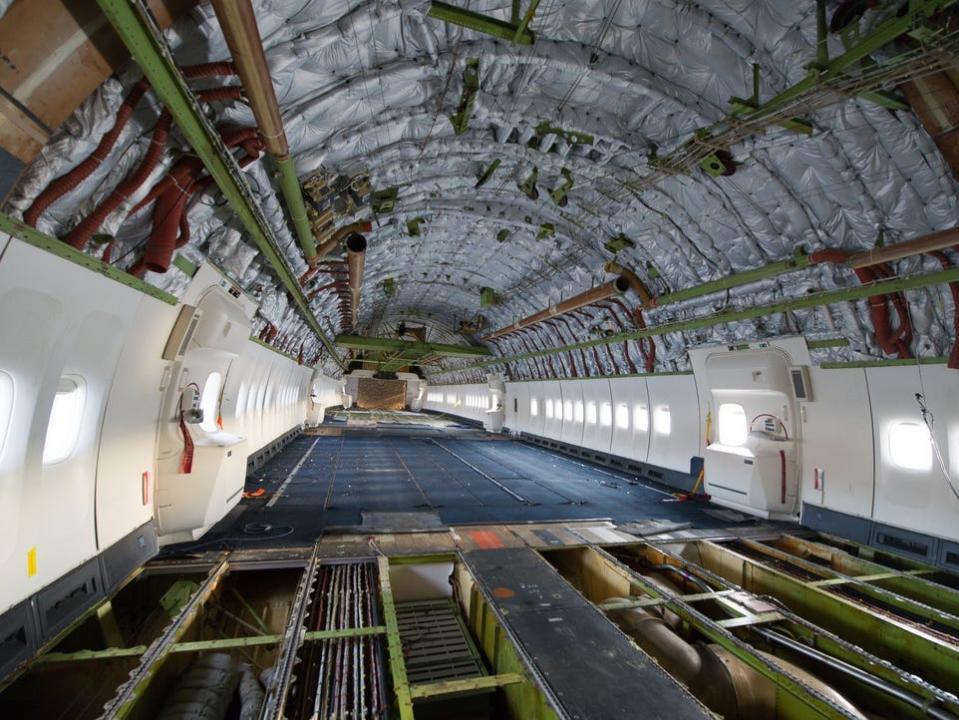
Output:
[545,399,554,419]
[200,372,223,432]
[600,402,613,427]
[563,400,573,421]
[530,399,539,417]
[718,403,748,446]
[574,401,584,423]
[634,404,649,432]
[889,422,932,471]
[654,406,671,435]
[615,403,629,430]
[586,402,597,424]
[0,370,12,458]
[43,375,85,465]
[446,393,456,405]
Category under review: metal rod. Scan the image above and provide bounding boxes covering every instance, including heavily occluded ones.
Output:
[209,0,317,265]
[484,276,630,340]
[847,227,959,269]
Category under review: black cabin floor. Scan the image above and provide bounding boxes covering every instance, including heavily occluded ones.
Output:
[166,418,759,552]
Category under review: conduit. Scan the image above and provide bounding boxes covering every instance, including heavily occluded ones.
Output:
[211,0,318,265]
[606,588,866,719]
[63,86,245,251]
[485,276,630,340]
[315,220,375,261]
[346,233,367,327]
[23,62,237,229]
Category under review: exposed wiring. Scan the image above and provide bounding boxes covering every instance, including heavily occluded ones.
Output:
[914,392,959,502]
[749,413,790,440]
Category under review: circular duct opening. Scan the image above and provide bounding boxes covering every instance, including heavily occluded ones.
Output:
[346,233,367,253]
[614,276,631,293]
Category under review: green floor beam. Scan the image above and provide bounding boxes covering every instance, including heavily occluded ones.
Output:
[410,672,524,700]
[96,0,343,369]
[444,266,959,374]
[378,556,414,720]
[697,540,959,691]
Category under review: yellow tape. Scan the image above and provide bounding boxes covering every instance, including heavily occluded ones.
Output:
[27,547,37,577]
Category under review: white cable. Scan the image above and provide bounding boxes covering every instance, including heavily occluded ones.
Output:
[914,390,959,502]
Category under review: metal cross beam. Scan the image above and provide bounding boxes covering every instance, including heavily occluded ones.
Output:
[336,334,491,358]
[428,0,539,44]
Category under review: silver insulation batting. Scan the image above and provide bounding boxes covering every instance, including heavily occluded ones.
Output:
[4,1,958,380]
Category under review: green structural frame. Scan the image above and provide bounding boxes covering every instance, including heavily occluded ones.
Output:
[442,266,959,374]
[0,212,178,305]
[336,334,491,358]
[95,0,344,369]
[428,0,539,45]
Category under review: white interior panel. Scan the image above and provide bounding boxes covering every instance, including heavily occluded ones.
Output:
[560,380,584,446]
[581,378,613,453]
[867,365,959,542]
[646,374,701,474]
[608,377,651,462]
[800,367,874,518]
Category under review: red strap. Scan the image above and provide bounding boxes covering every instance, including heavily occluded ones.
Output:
[779,450,787,505]
[179,411,194,474]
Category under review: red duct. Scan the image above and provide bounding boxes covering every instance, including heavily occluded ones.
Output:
[23,63,237,227]
[929,250,959,369]
[634,309,656,373]
[63,86,244,251]
[810,249,913,359]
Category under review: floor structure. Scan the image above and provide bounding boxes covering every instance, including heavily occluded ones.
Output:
[178,414,760,552]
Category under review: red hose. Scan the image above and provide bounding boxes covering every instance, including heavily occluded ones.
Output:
[178,410,194,474]
[635,309,656,373]
[779,449,787,505]
[930,250,959,369]
[811,249,913,359]
[24,63,237,228]
[24,79,150,226]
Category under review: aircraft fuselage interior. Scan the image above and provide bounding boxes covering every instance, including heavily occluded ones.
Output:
[1,1,959,719]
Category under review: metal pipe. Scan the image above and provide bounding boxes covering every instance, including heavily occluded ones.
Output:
[347,233,368,327]
[441,265,959,375]
[755,628,957,720]
[605,260,654,305]
[316,221,374,260]
[847,227,959,269]
[210,0,318,265]
[484,276,630,340]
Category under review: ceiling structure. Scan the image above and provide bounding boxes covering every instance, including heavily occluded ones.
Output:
[3,0,959,381]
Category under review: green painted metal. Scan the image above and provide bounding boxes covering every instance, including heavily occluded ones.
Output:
[0,212,178,305]
[806,337,850,349]
[534,121,594,146]
[621,542,959,718]
[451,58,480,135]
[735,537,959,635]
[513,0,542,43]
[591,547,852,719]
[475,158,501,188]
[655,253,812,306]
[95,0,343,368]
[40,646,148,663]
[455,266,959,372]
[172,253,199,278]
[250,336,300,363]
[372,187,399,214]
[428,1,535,44]
[820,356,947,368]
[337,334,490,357]
[778,535,959,617]
[275,155,317,264]
[304,625,387,641]
[377,556,414,720]
[410,672,525,699]
[697,540,959,690]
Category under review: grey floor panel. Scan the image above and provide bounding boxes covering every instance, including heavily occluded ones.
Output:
[464,548,711,720]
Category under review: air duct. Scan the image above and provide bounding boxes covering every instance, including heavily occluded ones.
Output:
[347,233,367,326]
[316,220,374,260]
[484,276,630,340]
[211,0,318,265]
